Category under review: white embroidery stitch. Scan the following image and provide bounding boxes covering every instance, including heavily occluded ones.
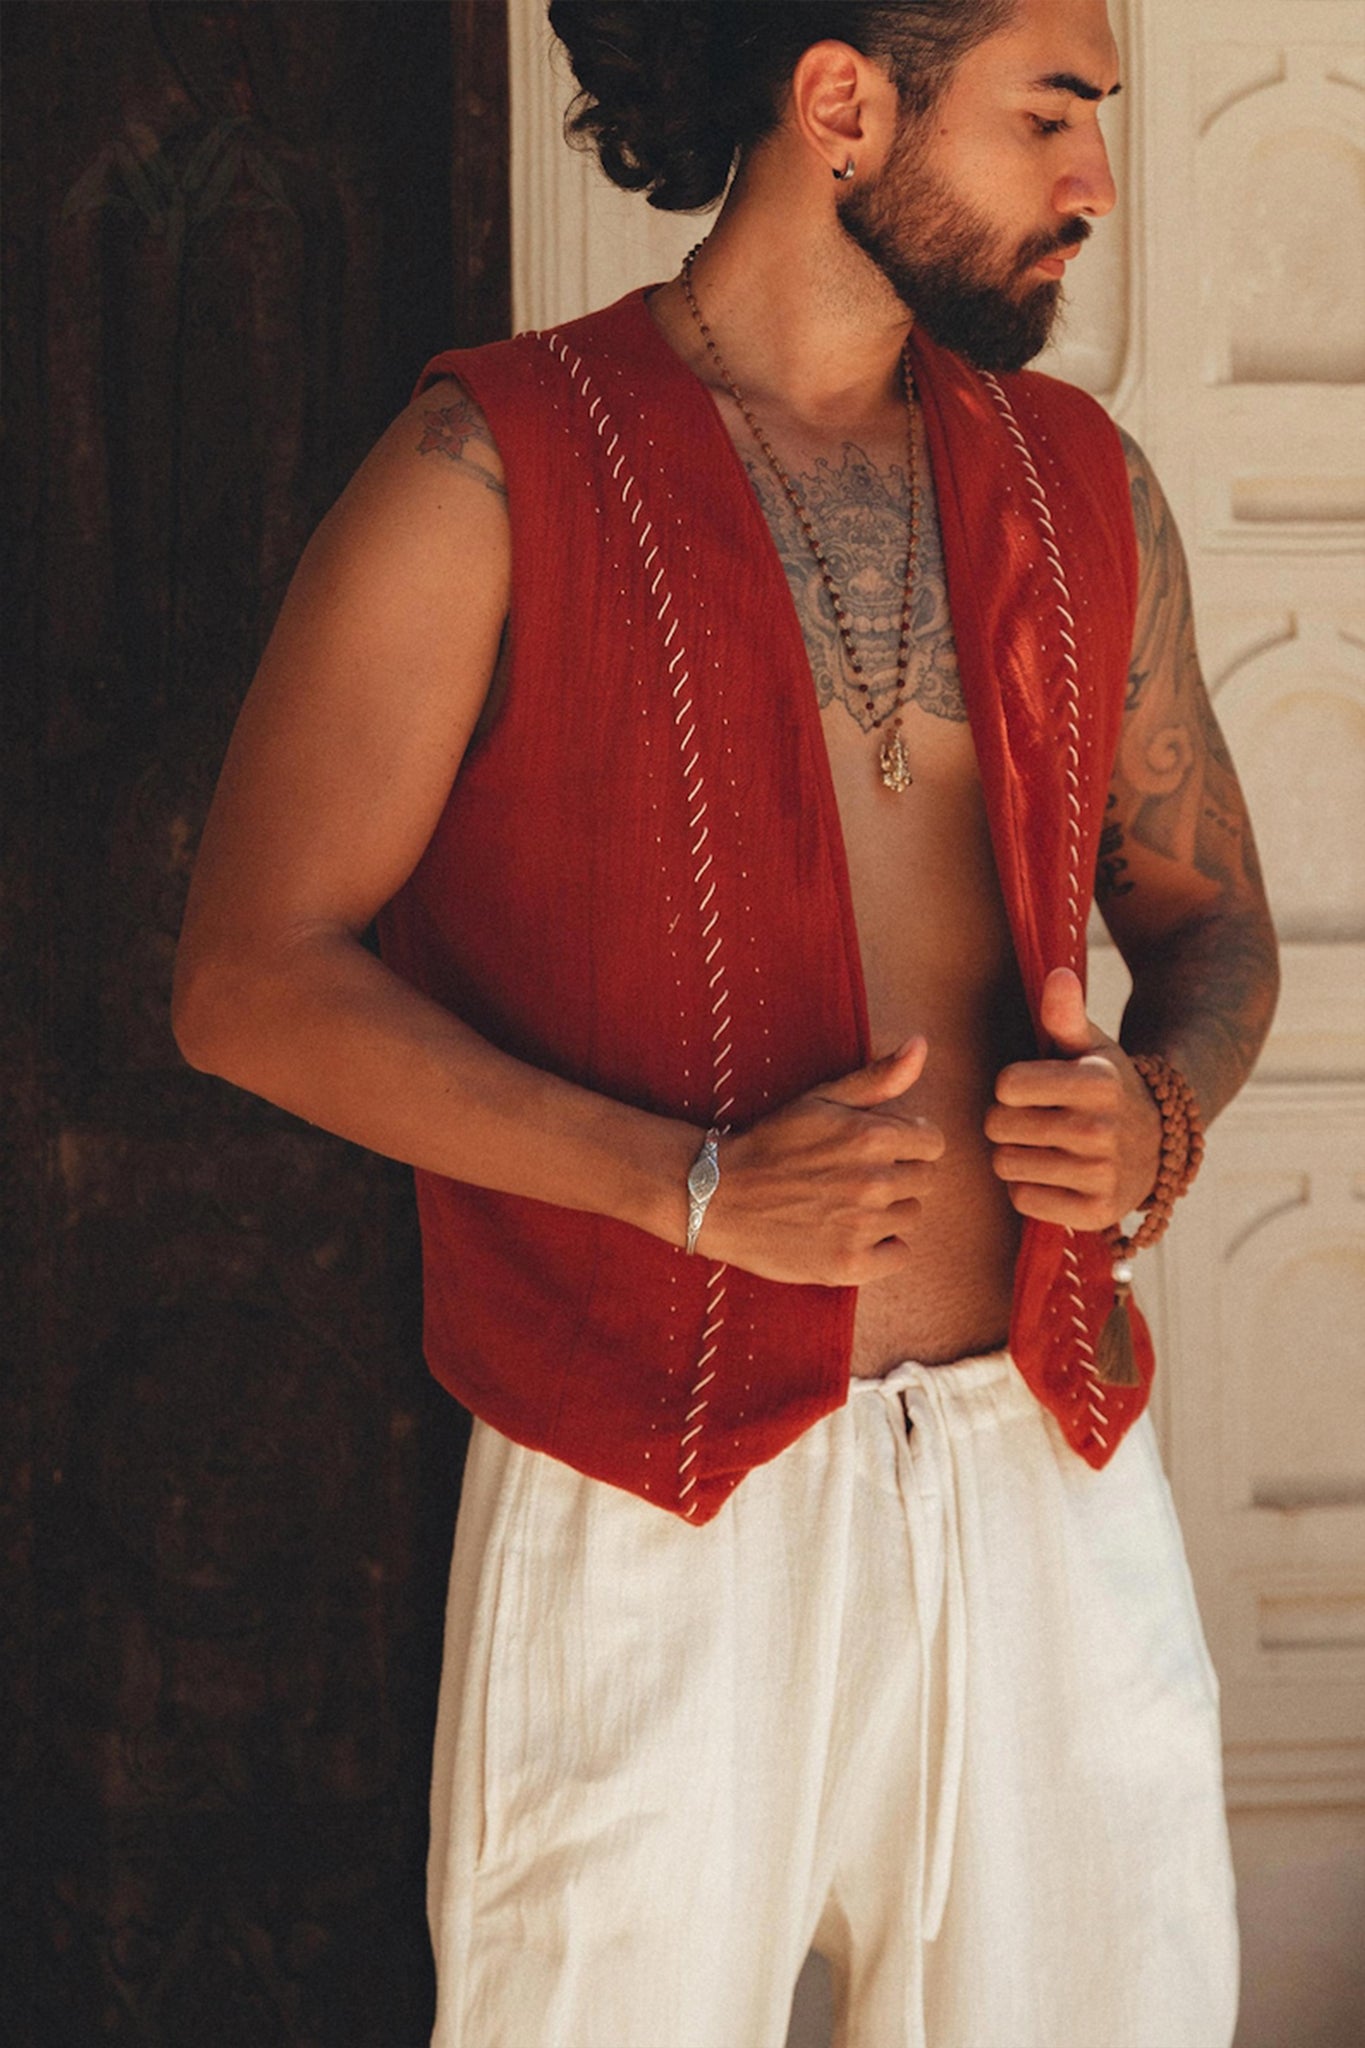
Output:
[982,373,1112,1441]
[546,333,736,1515]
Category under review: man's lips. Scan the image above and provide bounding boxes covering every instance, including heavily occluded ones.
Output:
[1021,226,1089,280]
[1029,242,1084,279]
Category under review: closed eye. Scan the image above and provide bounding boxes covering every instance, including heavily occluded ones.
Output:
[1029,113,1072,137]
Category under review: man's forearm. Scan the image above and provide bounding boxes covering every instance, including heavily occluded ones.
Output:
[173,933,953,1290]
[1118,903,1280,1125]
[173,930,700,1244]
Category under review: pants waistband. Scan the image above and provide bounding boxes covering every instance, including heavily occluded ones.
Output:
[850,1348,1014,1400]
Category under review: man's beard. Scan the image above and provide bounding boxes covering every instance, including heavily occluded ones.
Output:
[838,129,1090,373]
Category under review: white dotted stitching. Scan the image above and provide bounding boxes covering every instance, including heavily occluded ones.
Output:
[545,333,734,1516]
[982,373,1110,1436]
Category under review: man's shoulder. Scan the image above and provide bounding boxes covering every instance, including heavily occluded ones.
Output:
[411,289,655,410]
[985,357,1129,498]
[911,327,1120,447]
[411,331,539,407]
[544,286,653,346]
[994,358,1119,439]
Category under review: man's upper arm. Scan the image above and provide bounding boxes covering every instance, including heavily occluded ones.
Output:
[1097,429,1268,952]
[180,377,511,964]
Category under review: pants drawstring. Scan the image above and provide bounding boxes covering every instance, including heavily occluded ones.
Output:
[853,1362,969,1944]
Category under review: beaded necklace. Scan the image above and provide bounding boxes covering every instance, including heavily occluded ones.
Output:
[679,243,921,793]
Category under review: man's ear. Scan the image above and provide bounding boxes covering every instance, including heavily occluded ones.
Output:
[788,38,901,182]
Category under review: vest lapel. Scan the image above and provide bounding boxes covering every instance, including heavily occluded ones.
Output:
[909,329,1067,1047]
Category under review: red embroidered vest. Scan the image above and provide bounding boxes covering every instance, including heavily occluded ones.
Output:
[379,290,1146,1524]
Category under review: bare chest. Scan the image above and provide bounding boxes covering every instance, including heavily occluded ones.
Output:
[722,405,1024,1046]
[723,403,1034,1364]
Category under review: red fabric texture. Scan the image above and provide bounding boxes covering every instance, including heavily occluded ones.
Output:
[379,290,1145,1523]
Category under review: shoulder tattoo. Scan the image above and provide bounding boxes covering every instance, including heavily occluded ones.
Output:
[416,388,506,501]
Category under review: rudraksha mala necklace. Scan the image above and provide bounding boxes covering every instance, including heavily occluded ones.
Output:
[679,244,922,794]
[1097,1054,1206,1386]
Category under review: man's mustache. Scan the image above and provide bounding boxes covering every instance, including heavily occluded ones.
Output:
[1015,217,1093,274]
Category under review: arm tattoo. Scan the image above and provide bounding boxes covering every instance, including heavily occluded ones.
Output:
[1095,792,1134,902]
[1112,429,1261,898]
[417,391,506,501]
[1101,430,1280,1119]
[1122,908,1281,1122]
[741,426,967,730]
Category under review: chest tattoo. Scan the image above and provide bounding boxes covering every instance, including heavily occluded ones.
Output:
[742,435,967,731]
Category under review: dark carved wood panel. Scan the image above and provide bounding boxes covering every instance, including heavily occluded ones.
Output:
[2,5,510,2041]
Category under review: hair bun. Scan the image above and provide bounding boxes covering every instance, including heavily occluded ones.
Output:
[548,2,747,213]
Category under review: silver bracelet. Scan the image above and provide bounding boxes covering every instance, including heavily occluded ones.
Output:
[685,1128,722,1255]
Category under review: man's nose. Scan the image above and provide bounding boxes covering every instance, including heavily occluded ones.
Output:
[1056,131,1118,221]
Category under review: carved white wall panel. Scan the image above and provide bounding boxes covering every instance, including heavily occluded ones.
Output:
[1190,45,1365,558]
[1253,940,1365,1083]
[1193,388,1365,554]
[1143,7,1364,548]
[1209,620,1365,940]
[1197,45,1288,133]
[1199,61,1365,387]
[1142,0,1362,1831]
[1162,1085,1365,1789]
[1226,1195,1365,1513]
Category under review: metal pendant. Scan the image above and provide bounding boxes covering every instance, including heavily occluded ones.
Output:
[878,730,914,793]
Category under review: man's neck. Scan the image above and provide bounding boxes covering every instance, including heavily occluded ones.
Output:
[648,185,914,432]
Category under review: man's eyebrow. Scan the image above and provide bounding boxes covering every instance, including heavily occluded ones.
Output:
[1029,72,1123,102]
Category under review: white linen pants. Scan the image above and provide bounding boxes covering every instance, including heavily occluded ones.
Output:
[428,1353,1239,2048]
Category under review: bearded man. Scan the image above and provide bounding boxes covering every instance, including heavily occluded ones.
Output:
[174,3,1278,2043]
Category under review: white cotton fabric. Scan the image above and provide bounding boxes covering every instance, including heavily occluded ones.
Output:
[428,1352,1239,2048]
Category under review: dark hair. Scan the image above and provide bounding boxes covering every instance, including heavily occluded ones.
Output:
[547,1,1018,212]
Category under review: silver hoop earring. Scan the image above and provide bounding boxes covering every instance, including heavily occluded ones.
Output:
[833,157,856,182]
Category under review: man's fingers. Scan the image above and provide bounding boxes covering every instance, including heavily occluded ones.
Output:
[883,1154,941,1198]
[994,1052,1119,1108]
[857,1109,946,1164]
[985,1102,1115,1152]
[1003,1180,1117,1230]
[1040,965,1104,1056]
[991,1146,1116,1198]
[817,1034,927,1110]
[846,1210,923,1283]
[711,1039,942,1282]
[894,1116,946,1161]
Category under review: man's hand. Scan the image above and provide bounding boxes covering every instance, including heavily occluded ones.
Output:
[700,1038,944,1286]
[985,968,1162,1232]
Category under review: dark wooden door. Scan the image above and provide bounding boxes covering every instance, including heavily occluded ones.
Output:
[2,6,509,2041]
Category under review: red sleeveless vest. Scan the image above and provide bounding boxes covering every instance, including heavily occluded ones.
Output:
[379,290,1146,1524]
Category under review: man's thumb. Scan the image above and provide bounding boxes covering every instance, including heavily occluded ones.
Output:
[822,1035,927,1107]
[1040,966,1101,1057]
